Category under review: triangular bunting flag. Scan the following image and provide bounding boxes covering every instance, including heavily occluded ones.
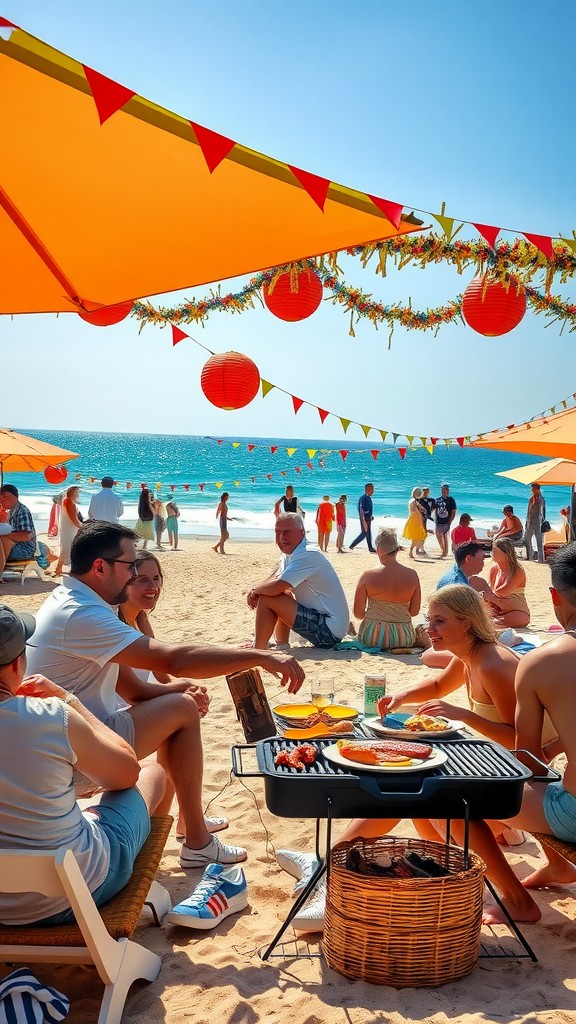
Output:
[307,449,317,458]
[234,480,240,487]
[184,484,190,491]
[398,447,407,460]
[281,470,287,476]
[379,430,388,443]
[288,165,330,211]
[523,232,554,260]
[171,325,188,346]
[392,433,399,444]
[368,195,403,230]
[443,439,451,447]
[270,446,278,453]
[261,380,274,398]
[420,437,427,447]
[430,437,438,446]
[292,396,304,414]
[215,481,223,489]
[266,474,273,480]
[247,444,255,452]
[433,211,462,243]
[370,450,380,460]
[425,445,434,455]
[217,439,223,445]
[560,234,576,255]
[199,483,205,491]
[340,417,351,433]
[307,462,313,470]
[456,437,465,447]
[339,450,349,461]
[318,408,329,424]
[361,424,371,438]
[473,223,500,248]
[295,466,302,473]
[232,442,241,448]
[406,435,414,447]
[286,448,297,456]
[82,65,136,125]
[190,122,236,173]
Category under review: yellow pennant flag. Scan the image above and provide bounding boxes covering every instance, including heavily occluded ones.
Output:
[425,445,434,455]
[420,436,427,447]
[261,380,274,398]
[286,447,297,456]
[306,449,318,459]
[433,202,463,243]
[379,430,388,443]
[154,482,162,491]
[560,233,576,255]
[361,424,371,438]
[406,435,414,447]
[232,442,241,448]
[234,480,240,487]
[215,481,223,489]
[444,438,451,447]
[340,417,351,434]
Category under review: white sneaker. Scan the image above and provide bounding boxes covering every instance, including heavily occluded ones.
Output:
[180,834,247,868]
[291,880,326,933]
[276,849,320,894]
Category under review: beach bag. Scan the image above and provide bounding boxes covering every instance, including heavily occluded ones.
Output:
[541,520,551,534]
[36,542,50,569]
[414,624,432,650]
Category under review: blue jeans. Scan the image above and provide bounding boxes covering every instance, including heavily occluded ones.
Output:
[349,521,374,551]
[524,521,544,562]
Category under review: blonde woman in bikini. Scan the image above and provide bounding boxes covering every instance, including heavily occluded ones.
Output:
[472,536,530,628]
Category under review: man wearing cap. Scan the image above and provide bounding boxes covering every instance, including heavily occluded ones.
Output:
[88,476,124,524]
[493,505,524,545]
[436,541,486,589]
[0,484,37,578]
[451,513,477,552]
[25,521,305,871]
[0,603,166,926]
[434,483,457,558]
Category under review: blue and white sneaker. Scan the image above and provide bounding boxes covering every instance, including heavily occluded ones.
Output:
[167,863,248,930]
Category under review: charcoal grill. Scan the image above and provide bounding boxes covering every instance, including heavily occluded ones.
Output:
[232,737,550,962]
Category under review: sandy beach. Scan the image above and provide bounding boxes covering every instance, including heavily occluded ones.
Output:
[2,536,575,1024]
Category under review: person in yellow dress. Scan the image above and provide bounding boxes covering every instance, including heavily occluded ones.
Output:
[402,487,428,558]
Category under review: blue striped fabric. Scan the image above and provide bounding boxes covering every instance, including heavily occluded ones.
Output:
[0,969,69,1023]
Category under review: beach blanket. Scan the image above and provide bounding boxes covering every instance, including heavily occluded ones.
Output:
[0,969,69,1023]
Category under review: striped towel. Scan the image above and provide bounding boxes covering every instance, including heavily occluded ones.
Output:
[0,969,69,1023]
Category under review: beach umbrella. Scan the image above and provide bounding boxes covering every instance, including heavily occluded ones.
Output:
[0,20,421,315]
[496,457,576,542]
[0,428,78,486]
[470,406,576,461]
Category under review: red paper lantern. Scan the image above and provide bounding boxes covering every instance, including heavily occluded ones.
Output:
[78,300,134,327]
[201,351,260,410]
[44,465,68,485]
[462,275,526,336]
[263,268,323,322]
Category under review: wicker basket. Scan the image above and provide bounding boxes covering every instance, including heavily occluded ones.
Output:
[323,837,485,987]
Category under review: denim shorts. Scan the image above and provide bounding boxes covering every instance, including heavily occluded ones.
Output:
[292,604,340,648]
[543,782,576,842]
[36,788,151,925]
[7,541,36,560]
[435,523,451,536]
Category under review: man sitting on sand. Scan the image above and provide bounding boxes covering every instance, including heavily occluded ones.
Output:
[499,543,576,891]
[247,512,349,649]
[0,484,37,578]
[437,541,485,589]
[0,603,166,926]
[26,522,305,871]
[492,504,524,545]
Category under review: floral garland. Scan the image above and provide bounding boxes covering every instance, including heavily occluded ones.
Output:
[132,236,576,337]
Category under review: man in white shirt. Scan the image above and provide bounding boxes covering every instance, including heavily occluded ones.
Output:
[26,522,305,870]
[88,476,124,524]
[247,513,349,649]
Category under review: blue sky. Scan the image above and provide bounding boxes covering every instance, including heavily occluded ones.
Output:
[2,0,575,440]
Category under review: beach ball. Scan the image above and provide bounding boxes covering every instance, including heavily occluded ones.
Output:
[201,351,260,410]
[44,465,68,485]
[78,300,134,327]
[263,267,323,322]
[462,275,526,336]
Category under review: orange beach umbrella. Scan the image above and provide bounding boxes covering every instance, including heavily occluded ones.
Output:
[0,22,421,315]
[470,406,576,462]
[0,428,78,485]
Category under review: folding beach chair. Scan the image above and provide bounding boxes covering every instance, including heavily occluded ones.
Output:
[0,815,172,1024]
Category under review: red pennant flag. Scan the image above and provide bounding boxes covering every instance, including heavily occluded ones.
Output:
[0,17,18,27]
[281,470,287,476]
[507,424,515,430]
[266,474,273,480]
[199,484,205,491]
[90,477,95,484]
[288,165,330,211]
[456,437,465,447]
[339,450,349,461]
[307,462,313,470]
[270,446,277,454]
[295,466,301,473]
[82,65,136,125]
[190,121,236,173]
[473,223,500,248]
[247,444,255,452]
[430,437,438,446]
[318,408,329,424]
[398,447,407,460]
[170,484,175,491]
[368,195,403,230]
[126,482,132,489]
[370,449,380,460]
[172,325,188,346]
[184,484,190,491]
[523,232,554,260]
[217,439,223,445]
[292,396,304,414]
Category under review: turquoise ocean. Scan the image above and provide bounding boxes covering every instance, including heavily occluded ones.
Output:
[5,429,568,542]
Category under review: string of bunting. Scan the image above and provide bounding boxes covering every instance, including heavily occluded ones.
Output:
[132,237,576,341]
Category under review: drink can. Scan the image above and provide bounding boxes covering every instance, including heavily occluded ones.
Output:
[364,673,387,716]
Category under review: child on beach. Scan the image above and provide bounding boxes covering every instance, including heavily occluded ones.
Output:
[165,500,180,550]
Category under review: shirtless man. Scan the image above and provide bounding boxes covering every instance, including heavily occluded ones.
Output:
[492,505,524,544]
[501,543,576,891]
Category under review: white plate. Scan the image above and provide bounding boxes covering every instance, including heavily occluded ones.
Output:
[322,743,448,774]
[364,716,463,739]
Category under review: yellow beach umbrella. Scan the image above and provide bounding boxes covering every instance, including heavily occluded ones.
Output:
[496,458,576,487]
[0,427,78,485]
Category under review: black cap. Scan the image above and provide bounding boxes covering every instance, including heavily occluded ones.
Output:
[0,605,36,666]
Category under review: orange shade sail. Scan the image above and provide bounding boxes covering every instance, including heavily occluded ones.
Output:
[0,24,421,315]
[471,406,576,461]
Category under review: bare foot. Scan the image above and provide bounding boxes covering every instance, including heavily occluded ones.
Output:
[522,862,576,889]
[212,545,220,553]
[482,896,542,925]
